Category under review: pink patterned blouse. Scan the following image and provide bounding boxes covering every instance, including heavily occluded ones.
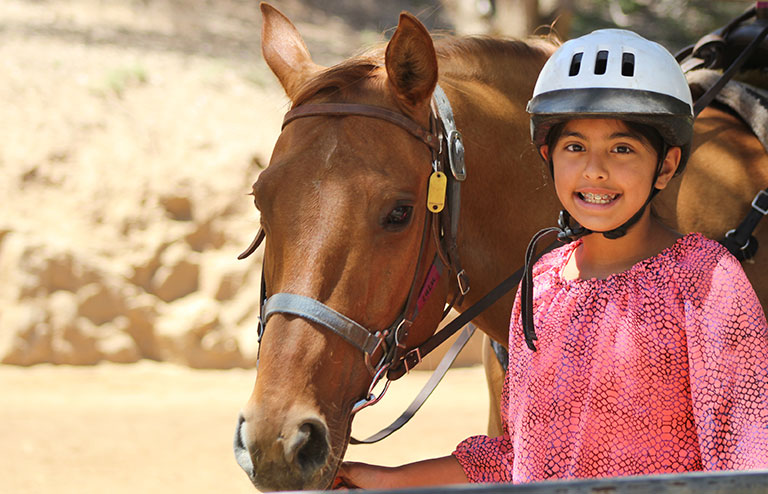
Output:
[453,233,768,483]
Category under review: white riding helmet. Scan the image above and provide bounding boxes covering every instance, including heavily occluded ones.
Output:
[528,29,694,172]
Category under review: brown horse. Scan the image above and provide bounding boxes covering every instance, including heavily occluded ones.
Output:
[234,4,768,491]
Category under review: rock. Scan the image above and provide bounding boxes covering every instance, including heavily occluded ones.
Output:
[128,241,170,291]
[96,316,141,364]
[124,293,160,360]
[185,218,227,252]
[0,233,43,300]
[77,282,125,325]
[199,253,250,302]
[159,194,193,221]
[151,243,200,302]
[155,294,246,368]
[50,318,101,365]
[0,304,52,365]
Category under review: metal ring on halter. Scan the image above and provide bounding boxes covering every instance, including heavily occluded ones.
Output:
[725,229,752,252]
[351,364,392,414]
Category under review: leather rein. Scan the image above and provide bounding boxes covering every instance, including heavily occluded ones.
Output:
[238,85,474,420]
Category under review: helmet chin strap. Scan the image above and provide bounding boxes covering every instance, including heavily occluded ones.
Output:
[520,146,669,352]
[556,190,658,242]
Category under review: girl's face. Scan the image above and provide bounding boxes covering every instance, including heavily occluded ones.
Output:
[541,118,680,234]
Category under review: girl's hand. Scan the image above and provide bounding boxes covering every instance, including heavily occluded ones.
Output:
[333,461,386,490]
[333,456,468,490]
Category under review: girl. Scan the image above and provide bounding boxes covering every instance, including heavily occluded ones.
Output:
[336,29,768,488]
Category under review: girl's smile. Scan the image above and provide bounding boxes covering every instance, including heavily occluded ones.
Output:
[578,191,619,205]
[576,189,621,208]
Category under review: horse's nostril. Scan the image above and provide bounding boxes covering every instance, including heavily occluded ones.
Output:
[285,419,330,473]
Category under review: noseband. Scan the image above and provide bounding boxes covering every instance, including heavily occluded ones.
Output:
[238,85,468,414]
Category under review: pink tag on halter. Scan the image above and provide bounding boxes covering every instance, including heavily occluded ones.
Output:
[417,263,442,311]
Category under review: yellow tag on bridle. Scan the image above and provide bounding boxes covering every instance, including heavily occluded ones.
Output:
[427,171,447,213]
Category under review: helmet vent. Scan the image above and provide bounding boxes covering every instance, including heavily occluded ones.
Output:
[621,53,635,76]
[594,50,609,75]
[568,52,583,76]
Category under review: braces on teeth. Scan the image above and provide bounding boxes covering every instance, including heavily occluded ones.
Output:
[581,192,616,204]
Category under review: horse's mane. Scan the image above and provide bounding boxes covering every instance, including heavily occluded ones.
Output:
[291,35,559,107]
[434,35,559,80]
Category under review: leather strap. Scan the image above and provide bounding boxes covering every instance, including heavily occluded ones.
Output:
[283,104,439,151]
[237,228,265,260]
[350,323,476,444]
[387,239,559,380]
[262,293,384,356]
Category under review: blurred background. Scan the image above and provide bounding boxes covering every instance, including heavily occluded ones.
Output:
[0,1,755,493]
[0,0,754,368]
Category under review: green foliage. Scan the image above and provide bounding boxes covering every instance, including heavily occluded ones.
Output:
[569,0,754,52]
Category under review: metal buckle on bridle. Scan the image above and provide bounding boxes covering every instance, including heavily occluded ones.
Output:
[402,347,422,374]
[456,269,470,296]
[393,318,412,349]
[447,129,466,181]
[363,330,390,377]
[752,189,768,215]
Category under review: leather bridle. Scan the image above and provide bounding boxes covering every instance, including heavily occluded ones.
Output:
[238,85,470,414]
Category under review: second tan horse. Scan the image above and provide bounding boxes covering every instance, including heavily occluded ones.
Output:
[234,4,768,491]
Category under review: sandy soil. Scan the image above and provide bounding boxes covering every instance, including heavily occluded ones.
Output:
[1,362,489,494]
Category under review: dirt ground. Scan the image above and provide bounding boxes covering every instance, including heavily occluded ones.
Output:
[0,362,489,494]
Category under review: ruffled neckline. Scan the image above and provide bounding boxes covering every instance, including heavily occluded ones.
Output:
[551,232,705,286]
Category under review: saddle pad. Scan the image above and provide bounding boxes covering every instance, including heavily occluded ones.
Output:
[687,68,768,154]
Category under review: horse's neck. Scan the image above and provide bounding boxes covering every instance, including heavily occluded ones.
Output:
[438,42,560,345]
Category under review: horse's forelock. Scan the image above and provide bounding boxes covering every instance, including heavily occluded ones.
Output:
[291,51,385,107]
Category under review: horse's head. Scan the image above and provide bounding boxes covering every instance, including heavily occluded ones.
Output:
[234,4,455,490]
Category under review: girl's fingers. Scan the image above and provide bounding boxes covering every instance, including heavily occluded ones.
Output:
[331,475,356,490]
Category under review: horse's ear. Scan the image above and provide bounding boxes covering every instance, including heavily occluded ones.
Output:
[385,12,438,108]
[260,2,324,101]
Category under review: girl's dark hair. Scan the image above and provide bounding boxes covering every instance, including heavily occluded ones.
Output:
[544,120,666,160]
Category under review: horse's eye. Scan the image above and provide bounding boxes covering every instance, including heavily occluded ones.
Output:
[383,205,413,230]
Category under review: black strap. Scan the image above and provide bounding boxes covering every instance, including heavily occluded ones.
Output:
[721,188,768,262]
[521,228,562,352]
[350,323,476,444]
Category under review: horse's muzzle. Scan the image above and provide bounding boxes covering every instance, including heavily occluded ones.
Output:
[233,412,333,491]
